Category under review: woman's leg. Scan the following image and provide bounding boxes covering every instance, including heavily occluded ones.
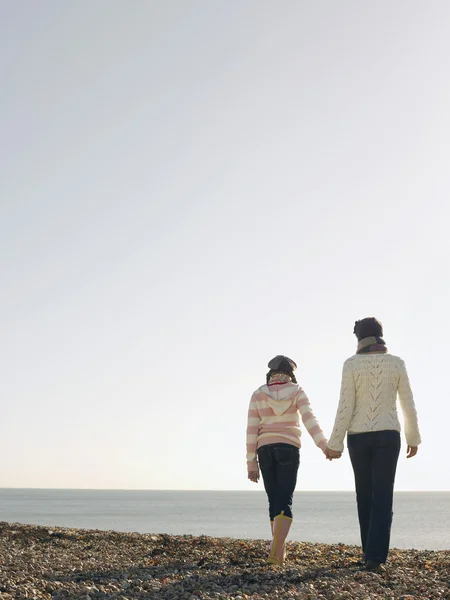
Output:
[348,433,373,559]
[365,431,401,564]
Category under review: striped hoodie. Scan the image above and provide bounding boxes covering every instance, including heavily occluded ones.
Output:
[246,374,327,472]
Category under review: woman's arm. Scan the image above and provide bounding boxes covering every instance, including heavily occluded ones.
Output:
[398,360,421,447]
[297,389,328,451]
[327,361,356,453]
[246,393,261,475]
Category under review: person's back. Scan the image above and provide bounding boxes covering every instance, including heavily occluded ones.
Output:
[247,355,327,566]
[328,353,421,451]
[247,374,326,460]
[327,317,421,572]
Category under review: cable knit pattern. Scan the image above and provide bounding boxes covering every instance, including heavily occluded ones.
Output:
[327,354,421,453]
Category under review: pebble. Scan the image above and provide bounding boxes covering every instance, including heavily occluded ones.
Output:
[0,523,449,600]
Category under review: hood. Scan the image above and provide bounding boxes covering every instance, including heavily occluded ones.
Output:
[257,382,299,416]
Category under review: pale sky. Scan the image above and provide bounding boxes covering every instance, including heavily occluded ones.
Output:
[1,1,449,492]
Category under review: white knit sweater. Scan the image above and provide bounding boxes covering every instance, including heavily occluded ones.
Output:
[327,353,421,453]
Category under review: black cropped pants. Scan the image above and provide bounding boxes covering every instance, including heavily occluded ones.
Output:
[257,443,300,520]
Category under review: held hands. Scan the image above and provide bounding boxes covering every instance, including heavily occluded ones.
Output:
[325,447,342,461]
[248,469,260,483]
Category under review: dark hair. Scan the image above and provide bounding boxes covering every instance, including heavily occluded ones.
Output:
[353,317,383,341]
[266,370,298,384]
[266,369,297,383]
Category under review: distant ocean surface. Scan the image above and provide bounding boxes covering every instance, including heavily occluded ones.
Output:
[1,489,449,550]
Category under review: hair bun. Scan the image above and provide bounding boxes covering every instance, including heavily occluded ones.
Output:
[353,317,383,340]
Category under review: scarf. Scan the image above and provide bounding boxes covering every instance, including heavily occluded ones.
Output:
[357,336,388,354]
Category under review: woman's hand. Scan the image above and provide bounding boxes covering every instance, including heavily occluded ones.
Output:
[248,470,260,483]
[407,445,418,458]
[325,447,342,461]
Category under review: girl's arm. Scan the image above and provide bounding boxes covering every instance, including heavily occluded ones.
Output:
[246,393,261,473]
[297,389,328,451]
[327,361,356,453]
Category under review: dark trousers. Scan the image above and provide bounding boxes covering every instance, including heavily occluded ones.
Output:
[257,443,300,520]
[347,430,401,564]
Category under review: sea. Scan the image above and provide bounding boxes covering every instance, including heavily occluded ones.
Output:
[0,489,449,551]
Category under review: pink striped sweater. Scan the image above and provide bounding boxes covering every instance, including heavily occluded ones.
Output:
[246,376,327,472]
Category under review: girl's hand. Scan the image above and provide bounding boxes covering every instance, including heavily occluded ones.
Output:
[248,470,260,483]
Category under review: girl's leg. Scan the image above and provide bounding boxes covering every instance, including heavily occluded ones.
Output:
[273,445,300,518]
[268,445,299,565]
[257,446,276,526]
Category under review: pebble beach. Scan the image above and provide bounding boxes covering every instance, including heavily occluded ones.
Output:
[0,522,449,600]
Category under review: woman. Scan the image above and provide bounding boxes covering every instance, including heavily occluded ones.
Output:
[326,318,421,572]
[247,355,327,565]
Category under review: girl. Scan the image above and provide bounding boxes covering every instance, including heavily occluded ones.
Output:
[326,318,421,572]
[247,355,327,565]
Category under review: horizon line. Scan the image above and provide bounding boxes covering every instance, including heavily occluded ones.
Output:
[0,487,448,493]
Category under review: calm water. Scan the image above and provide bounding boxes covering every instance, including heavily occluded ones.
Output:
[0,489,449,550]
